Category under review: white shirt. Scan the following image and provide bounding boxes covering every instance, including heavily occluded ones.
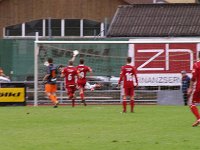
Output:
[0,76,10,83]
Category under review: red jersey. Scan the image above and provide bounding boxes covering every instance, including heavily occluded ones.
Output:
[191,61,200,92]
[62,66,78,86]
[77,65,92,84]
[118,64,138,88]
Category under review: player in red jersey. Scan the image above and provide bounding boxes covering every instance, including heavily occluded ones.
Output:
[43,58,59,108]
[77,58,92,106]
[118,57,138,113]
[188,53,200,127]
[61,60,78,107]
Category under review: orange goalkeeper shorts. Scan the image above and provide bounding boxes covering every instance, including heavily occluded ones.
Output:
[45,84,57,93]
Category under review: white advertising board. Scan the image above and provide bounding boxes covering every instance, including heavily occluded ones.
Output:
[137,73,191,86]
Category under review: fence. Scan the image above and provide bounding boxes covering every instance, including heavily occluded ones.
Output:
[21,80,183,105]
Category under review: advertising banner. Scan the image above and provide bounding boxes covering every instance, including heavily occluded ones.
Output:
[0,88,25,102]
[0,83,26,105]
[138,73,183,86]
[128,39,199,86]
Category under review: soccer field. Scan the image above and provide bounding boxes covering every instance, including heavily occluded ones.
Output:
[0,105,199,150]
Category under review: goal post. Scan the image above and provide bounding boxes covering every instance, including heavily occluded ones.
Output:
[34,36,200,106]
[34,32,39,106]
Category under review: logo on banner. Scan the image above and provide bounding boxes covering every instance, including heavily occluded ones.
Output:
[0,88,25,102]
[128,41,198,86]
[129,42,198,74]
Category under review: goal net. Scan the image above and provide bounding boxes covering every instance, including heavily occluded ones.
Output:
[34,39,200,106]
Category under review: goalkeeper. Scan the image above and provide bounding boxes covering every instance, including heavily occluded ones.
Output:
[43,58,59,108]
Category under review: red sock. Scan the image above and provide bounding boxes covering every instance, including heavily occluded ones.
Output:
[80,93,84,100]
[130,99,134,112]
[122,99,127,112]
[72,98,75,107]
[190,104,200,120]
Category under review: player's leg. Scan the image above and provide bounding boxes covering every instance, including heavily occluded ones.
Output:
[122,88,128,113]
[80,88,84,100]
[188,91,200,127]
[183,92,188,106]
[190,103,200,127]
[51,84,59,108]
[72,94,75,107]
[45,84,58,107]
[130,88,135,113]
[93,83,101,90]
[120,87,126,113]
[79,84,87,106]
[67,87,74,107]
[122,95,127,113]
[71,86,77,107]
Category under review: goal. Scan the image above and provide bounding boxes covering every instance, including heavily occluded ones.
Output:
[34,36,200,106]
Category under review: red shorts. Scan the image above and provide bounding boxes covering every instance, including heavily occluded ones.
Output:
[124,87,134,96]
[190,90,200,103]
[45,84,57,93]
[78,83,86,89]
[66,85,76,96]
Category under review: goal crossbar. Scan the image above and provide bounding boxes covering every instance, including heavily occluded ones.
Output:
[35,38,200,44]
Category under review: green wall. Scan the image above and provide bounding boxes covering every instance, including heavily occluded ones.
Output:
[0,38,128,81]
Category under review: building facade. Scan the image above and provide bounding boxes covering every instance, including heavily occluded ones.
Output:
[1,0,197,39]
[0,0,129,38]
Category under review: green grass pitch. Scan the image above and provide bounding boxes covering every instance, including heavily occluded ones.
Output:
[0,105,200,150]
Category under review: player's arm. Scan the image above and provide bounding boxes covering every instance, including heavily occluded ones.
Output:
[43,67,50,81]
[76,68,81,79]
[0,76,11,82]
[188,80,195,96]
[43,74,50,81]
[118,67,124,86]
[75,69,79,88]
[1,73,6,77]
[70,55,76,62]
[133,67,138,87]
[69,50,79,62]
[134,74,138,87]
[60,69,65,78]
[88,67,93,76]
[188,79,195,96]
[188,64,197,95]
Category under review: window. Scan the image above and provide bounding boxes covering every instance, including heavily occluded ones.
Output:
[83,19,101,36]
[5,24,22,36]
[45,19,61,36]
[4,19,102,37]
[65,19,80,36]
[25,20,43,36]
